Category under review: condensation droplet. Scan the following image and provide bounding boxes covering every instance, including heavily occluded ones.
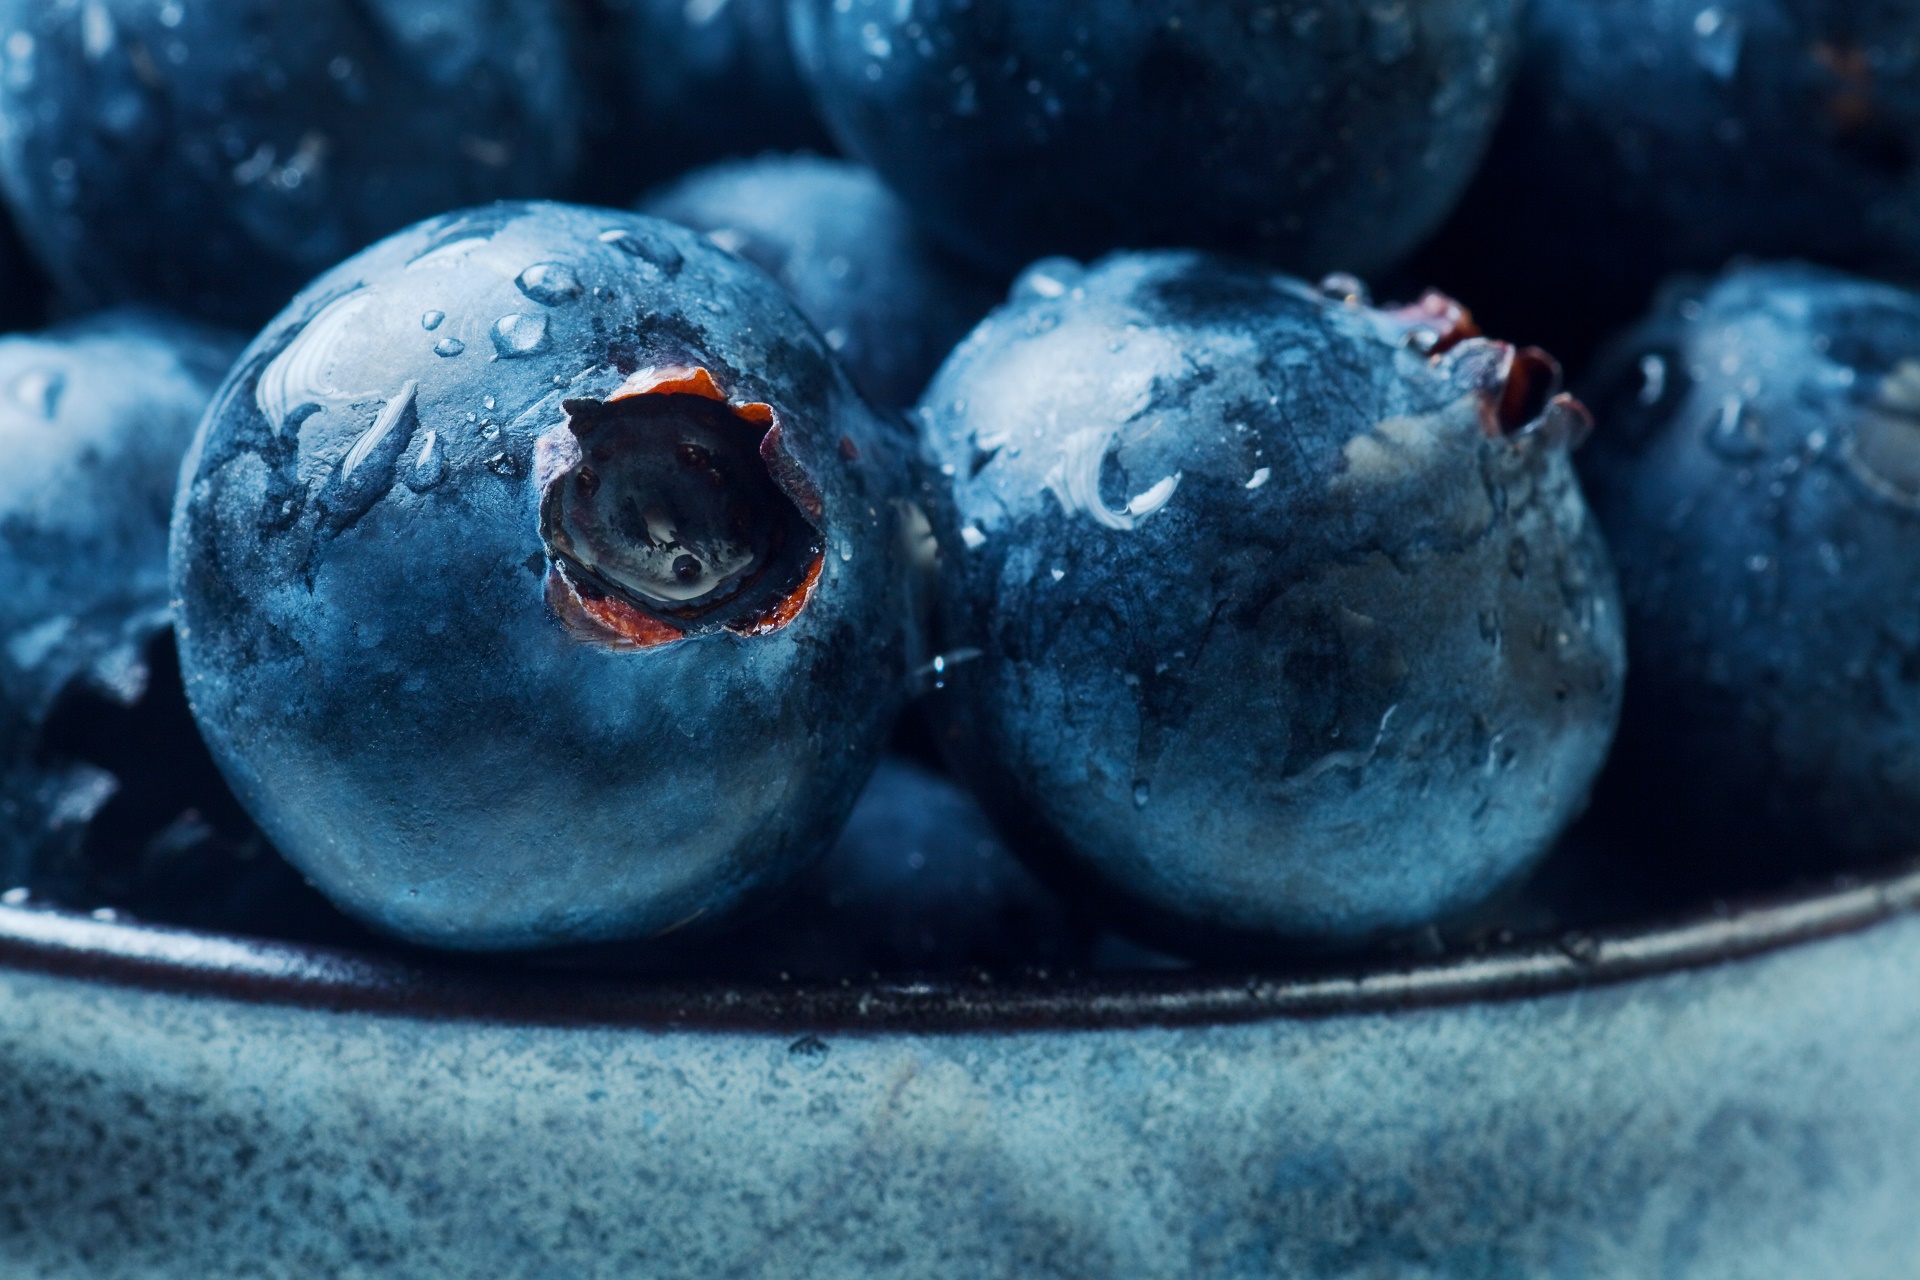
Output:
[490,313,549,358]
[1132,781,1151,808]
[515,262,582,306]
[421,310,445,330]
[405,429,447,492]
[12,367,63,418]
[434,337,465,357]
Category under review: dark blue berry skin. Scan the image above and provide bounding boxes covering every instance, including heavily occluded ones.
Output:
[1580,264,1920,881]
[0,311,238,887]
[787,0,1520,278]
[0,0,583,328]
[917,253,1624,951]
[642,155,1002,410]
[610,755,1089,977]
[1427,0,1920,362]
[576,0,830,194]
[171,202,918,952]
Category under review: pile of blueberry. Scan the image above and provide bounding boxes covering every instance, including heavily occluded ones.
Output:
[1,0,1916,975]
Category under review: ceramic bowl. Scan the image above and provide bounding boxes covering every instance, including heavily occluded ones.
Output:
[0,858,1917,1278]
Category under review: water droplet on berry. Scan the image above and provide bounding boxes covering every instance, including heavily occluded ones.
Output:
[434,337,465,357]
[404,429,447,492]
[421,310,445,331]
[516,262,582,306]
[491,313,549,358]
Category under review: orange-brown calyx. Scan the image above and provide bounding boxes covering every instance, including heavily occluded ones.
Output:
[536,363,826,649]
[727,551,825,638]
[1378,289,1482,356]
[1441,338,1593,448]
[545,560,685,650]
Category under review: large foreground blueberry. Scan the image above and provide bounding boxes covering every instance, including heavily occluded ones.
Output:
[0,311,237,888]
[919,255,1624,949]
[788,0,1520,277]
[172,203,917,951]
[642,155,1001,409]
[1581,264,1920,880]
[0,0,583,327]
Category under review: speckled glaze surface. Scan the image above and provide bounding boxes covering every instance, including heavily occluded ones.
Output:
[0,867,1917,1277]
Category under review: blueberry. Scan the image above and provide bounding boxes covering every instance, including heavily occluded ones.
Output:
[788,0,1522,278]
[1580,263,1920,881]
[574,0,830,194]
[918,254,1623,950]
[0,310,239,888]
[614,756,1088,977]
[0,0,584,327]
[642,155,1002,409]
[1429,0,1920,355]
[171,202,918,951]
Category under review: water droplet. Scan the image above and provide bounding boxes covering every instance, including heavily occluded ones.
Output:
[1707,395,1765,459]
[1050,567,1064,581]
[1317,273,1370,305]
[515,262,582,306]
[1245,466,1270,490]
[421,310,445,331]
[484,451,518,477]
[1691,7,1743,81]
[1637,353,1666,405]
[839,543,853,562]
[0,887,25,906]
[960,525,987,550]
[433,337,465,357]
[1014,257,1082,300]
[12,367,63,418]
[1132,781,1151,807]
[490,313,548,358]
[405,429,447,492]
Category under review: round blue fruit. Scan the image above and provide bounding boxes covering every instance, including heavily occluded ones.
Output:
[0,0,583,326]
[577,0,829,190]
[1440,0,1920,341]
[642,154,1001,409]
[788,0,1521,278]
[0,310,237,887]
[171,202,918,951]
[1581,263,1920,878]
[918,254,1624,950]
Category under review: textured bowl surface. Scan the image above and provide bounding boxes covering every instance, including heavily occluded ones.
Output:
[1,865,1918,1278]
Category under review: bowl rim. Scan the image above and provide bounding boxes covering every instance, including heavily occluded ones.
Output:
[0,862,1914,1036]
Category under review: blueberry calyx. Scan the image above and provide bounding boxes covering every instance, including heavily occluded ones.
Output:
[1438,336,1593,449]
[1350,284,1592,445]
[536,365,824,648]
[1370,288,1483,356]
